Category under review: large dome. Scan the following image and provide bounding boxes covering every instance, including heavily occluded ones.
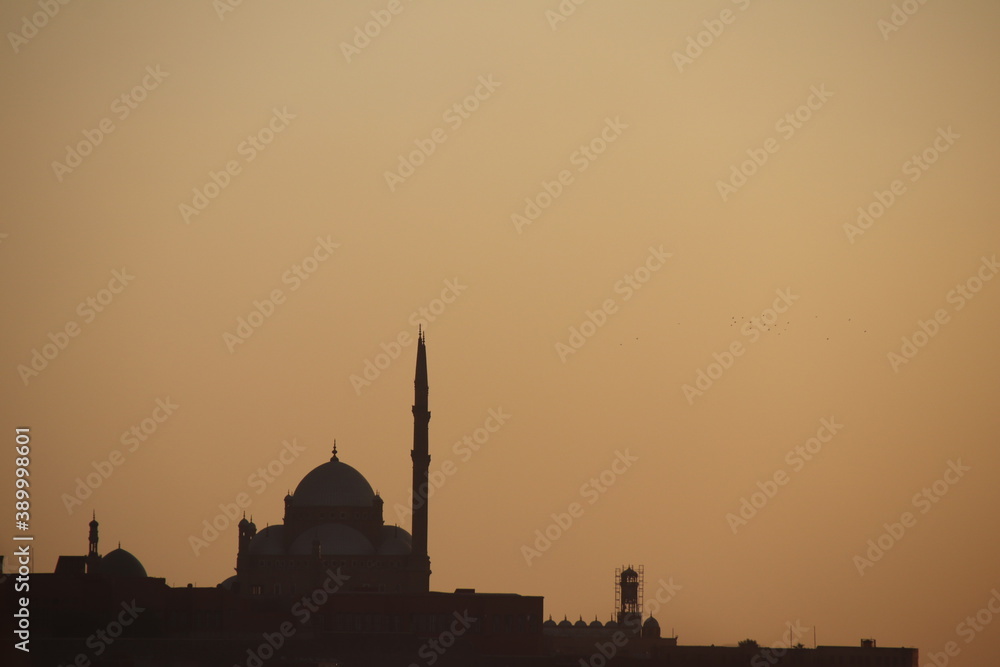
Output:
[98,547,147,577]
[292,458,375,507]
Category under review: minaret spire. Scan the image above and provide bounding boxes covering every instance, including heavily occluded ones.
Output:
[410,329,431,591]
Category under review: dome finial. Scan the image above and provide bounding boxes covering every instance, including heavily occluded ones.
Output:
[331,440,339,462]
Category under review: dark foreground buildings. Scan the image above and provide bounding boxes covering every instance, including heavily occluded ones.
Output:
[4,333,918,666]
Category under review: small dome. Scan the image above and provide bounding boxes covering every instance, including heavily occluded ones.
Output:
[590,618,604,628]
[643,616,660,629]
[292,459,375,508]
[249,525,285,556]
[289,523,374,556]
[219,575,237,590]
[558,617,573,628]
[605,619,619,628]
[574,617,587,628]
[378,525,412,555]
[98,548,147,577]
[622,567,637,577]
[543,617,557,628]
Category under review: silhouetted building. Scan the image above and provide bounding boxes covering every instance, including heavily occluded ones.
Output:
[226,330,432,602]
[3,333,918,666]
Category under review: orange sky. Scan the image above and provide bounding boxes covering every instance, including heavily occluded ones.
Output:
[3,0,1000,659]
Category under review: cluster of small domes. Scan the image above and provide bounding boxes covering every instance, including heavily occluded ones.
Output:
[543,615,658,631]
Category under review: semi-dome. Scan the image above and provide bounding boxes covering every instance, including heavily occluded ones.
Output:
[291,456,375,508]
[643,615,661,638]
[378,525,412,555]
[98,547,147,577]
[249,525,285,556]
[289,523,375,556]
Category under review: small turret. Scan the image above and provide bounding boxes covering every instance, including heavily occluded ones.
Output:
[86,512,100,573]
[238,513,257,554]
[88,512,99,558]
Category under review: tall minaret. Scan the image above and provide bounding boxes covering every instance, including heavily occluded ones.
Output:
[87,512,100,573]
[410,328,431,590]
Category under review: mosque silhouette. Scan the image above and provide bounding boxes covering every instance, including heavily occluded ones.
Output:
[3,333,918,665]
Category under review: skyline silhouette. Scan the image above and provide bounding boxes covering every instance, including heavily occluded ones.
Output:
[3,1,1000,663]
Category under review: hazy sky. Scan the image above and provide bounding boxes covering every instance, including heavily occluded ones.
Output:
[3,0,1000,659]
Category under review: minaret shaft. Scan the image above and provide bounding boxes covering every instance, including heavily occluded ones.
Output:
[410,330,431,575]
